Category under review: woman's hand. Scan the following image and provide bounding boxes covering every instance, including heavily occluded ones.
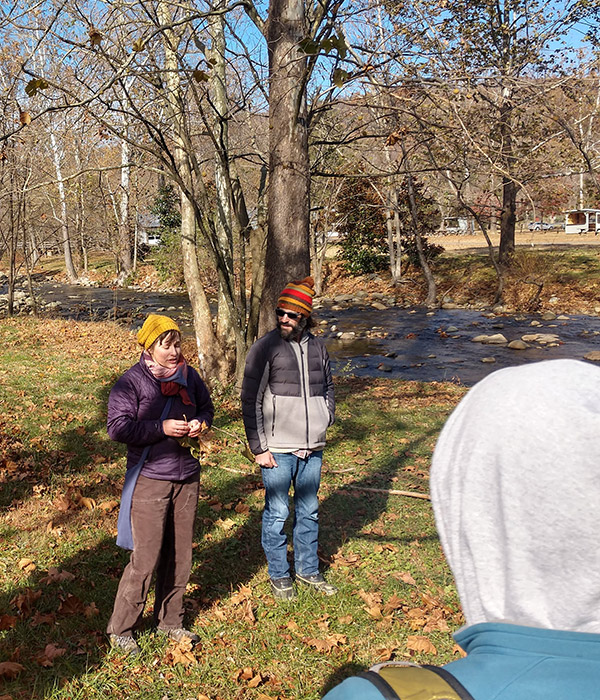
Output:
[187,419,205,438]
[163,419,190,437]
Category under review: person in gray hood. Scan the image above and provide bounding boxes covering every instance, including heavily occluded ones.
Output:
[241,276,336,600]
[323,358,600,699]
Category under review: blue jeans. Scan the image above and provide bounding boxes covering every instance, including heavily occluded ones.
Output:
[261,451,323,580]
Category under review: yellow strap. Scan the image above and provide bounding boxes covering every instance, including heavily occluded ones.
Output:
[377,666,463,700]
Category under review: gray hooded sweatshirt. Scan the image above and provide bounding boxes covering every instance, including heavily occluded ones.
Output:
[431,358,600,633]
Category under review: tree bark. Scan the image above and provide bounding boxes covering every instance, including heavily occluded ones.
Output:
[49,131,77,283]
[260,0,311,335]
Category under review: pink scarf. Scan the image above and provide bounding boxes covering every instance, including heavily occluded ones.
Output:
[142,351,192,405]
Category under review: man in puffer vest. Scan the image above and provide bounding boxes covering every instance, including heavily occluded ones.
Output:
[241,276,336,600]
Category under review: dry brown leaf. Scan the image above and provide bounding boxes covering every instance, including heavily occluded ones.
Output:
[19,112,31,126]
[234,502,250,514]
[304,633,347,654]
[338,614,353,624]
[0,615,18,631]
[382,594,405,615]
[452,643,467,657]
[216,518,235,531]
[0,662,24,680]
[36,643,66,667]
[287,620,299,631]
[393,571,417,586]
[247,671,264,688]
[79,496,96,510]
[31,611,56,627]
[376,645,397,662]
[197,695,211,700]
[41,567,75,584]
[236,667,254,681]
[240,599,256,624]
[18,558,36,574]
[98,500,119,512]
[84,602,100,618]
[406,635,438,655]
[357,589,382,607]
[230,585,252,605]
[11,589,42,616]
[364,605,382,619]
[165,638,197,667]
[58,595,84,616]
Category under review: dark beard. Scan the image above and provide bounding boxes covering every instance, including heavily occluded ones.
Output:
[278,315,307,341]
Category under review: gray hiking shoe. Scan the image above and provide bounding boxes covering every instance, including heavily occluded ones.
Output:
[270,576,297,600]
[296,572,338,596]
[109,634,141,656]
[157,627,200,644]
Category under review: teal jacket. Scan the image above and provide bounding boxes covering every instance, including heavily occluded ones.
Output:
[322,623,600,700]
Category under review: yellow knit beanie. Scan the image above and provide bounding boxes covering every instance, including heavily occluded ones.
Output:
[137,314,180,350]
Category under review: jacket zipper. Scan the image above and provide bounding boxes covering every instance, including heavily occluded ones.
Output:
[271,395,277,436]
[299,344,309,446]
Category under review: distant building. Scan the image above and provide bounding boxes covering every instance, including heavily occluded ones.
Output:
[564,209,600,235]
[438,216,475,235]
[137,213,161,246]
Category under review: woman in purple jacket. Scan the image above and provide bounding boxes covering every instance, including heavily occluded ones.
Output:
[106,314,213,656]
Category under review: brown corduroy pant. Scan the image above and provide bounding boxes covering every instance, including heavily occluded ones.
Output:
[107,473,199,637]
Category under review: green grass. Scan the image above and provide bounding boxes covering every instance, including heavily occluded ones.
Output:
[0,318,467,700]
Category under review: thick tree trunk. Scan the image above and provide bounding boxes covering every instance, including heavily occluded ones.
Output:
[260,0,311,336]
[499,176,517,265]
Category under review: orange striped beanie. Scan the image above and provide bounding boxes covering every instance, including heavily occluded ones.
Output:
[277,276,315,317]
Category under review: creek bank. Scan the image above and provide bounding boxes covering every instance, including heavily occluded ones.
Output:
[3,276,600,385]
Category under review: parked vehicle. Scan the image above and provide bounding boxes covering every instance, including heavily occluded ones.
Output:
[527,221,554,231]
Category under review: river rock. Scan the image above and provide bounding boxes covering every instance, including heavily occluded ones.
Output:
[530,320,542,327]
[442,302,459,309]
[557,315,569,321]
[339,332,356,340]
[319,319,328,325]
[584,351,600,362]
[372,292,386,300]
[541,311,556,321]
[481,356,496,363]
[548,296,559,305]
[371,302,388,311]
[334,294,354,303]
[446,325,458,333]
[507,340,530,350]
[521,333,560,345]
[384,351,397,358]
[377,363,393,372]
[472,333,508,345]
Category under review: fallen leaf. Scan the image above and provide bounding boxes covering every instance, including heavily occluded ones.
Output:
[54,494,72,512]
[11,589,42,616]
[247,671,264,688]
[383,594,405,615]
[376,645,397,662]
[304,634,347,654]
[41,567,75,584]
[0,662,24,679]
[234,502,250,514]
[165,638,197,666]
[58,595,84,616]
[406,635,438,655]
[393,571,416,586]
[452,643,467,657]
[216,518,235,531]
[357,589,382,607]
[31,611,56,626]
[80,496,96,510]
[18,558,36,574]
[84,602,100,618]
[36,643,66,667]
[0,615,18,630]
[287,620,300,631]
[338,614,353,624]
[98,500,119,512]
[230,585,252,605]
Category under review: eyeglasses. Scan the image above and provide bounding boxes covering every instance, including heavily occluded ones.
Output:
[276,308,300,320]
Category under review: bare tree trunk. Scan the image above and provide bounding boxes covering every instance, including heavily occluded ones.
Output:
[387,185,402,284]
[49,131,77,282]
[260,0,311,335]
[405,171,436,306]
[157,0,226,382]
[116,133,132,281]
[210,5,236,369]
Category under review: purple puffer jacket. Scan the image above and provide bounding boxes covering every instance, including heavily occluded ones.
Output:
[107,356,214,481]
